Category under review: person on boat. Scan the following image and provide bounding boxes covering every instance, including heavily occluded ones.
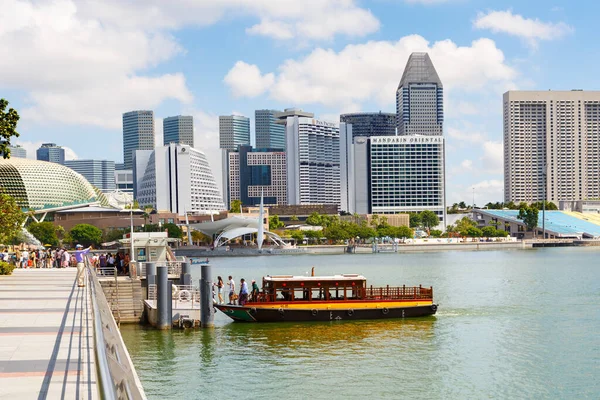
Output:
[215,276,224,304]
[228,276,236,305]
[239,278,249,306]
[251,279,259,301]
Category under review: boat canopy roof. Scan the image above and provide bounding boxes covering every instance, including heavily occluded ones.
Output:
[264,274,366,282]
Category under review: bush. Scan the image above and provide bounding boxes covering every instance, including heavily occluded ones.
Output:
[0,261,15,275]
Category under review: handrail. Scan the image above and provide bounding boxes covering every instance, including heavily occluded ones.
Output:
[85,257,147,399]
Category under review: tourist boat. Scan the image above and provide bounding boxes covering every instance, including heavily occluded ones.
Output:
[189,258,209,265]
[215,273,437,322]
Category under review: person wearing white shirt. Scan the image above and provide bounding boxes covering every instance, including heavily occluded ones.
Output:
[228,275,236,305]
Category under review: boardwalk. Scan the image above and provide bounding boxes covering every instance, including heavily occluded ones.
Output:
[0,268,97,399]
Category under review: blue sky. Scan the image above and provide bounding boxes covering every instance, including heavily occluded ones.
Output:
[1,0,593,205]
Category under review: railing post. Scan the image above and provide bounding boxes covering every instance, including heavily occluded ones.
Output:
[200,263,214,328]
[180,262,191,286]
[156,266,171,330]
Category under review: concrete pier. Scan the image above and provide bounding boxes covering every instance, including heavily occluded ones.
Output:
[0,268,97,399]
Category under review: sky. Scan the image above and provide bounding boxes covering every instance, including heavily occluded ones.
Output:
[1,0,594,206]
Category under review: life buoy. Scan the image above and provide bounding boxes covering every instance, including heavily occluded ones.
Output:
[250,307,257,314]
[347,309,354,317]
[382,307,389,315]
[278,308,285,315]
[178,290,191,301]
[311,309,318,316]
[431,304,438,312]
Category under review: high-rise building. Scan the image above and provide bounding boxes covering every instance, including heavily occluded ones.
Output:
[135,143,224,215]
[36,143,65,164]
[339,123,354,213]
[228,145,287,207]
[504,90,600,203]
[286,117,340,206]
[396,53,443,136]
[123,110,155,170]
[64,160,116,192]
[340,112,396,142]
[255,109,286,149]
[163,115,194,147]
[353,136,445,220]
[219,115,251,207]
[1,145,26,158]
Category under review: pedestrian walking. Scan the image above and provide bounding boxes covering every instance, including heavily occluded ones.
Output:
[239,278,249,306]
[61,249,70,268]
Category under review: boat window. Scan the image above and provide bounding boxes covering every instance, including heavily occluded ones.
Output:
[311,288,326,300]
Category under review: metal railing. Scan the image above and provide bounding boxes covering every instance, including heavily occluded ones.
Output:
[138,261,183,277]
[148,283,200,306]
[85,258,147,399]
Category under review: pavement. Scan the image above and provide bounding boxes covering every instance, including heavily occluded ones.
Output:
[0,268,97,399]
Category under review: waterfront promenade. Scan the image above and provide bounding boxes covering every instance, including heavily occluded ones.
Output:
[0,268,97,399]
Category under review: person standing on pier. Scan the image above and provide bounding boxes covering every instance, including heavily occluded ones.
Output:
[74,244,92,287]
[228,275,236,305]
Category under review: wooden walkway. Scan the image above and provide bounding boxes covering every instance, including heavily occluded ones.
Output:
[0,268,97,399]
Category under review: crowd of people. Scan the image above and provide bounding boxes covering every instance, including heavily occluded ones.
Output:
[214,275,260,306]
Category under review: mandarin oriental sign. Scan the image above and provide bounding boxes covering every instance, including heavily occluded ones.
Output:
[371,136,443,144]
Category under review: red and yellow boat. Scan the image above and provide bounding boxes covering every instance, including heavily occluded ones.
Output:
[215,273,437,322]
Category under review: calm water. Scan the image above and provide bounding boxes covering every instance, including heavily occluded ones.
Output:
[121,248,600,399]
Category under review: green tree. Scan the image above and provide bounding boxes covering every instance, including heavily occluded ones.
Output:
[396,226,414,238]
[191,230,211,245]
[290,230,304,244]
[531,201,558,211]
[229,199,242,213]
[304,229,322,244]
[458,201,467,209]
[466,226,483,237]
[102,228,128,243]
[0,192,25,244]
[429,229,443,238]
[306,212,323,226]
[70,224,102,246]
[409,213,422,228]
[27,221,59,246]
[323,223,350,242]
[269,215,285,229]
[518,206,539,232]
[0,99,20,158]
[420,210,440,231]
[124,200,140,209]
[163,223,183,238]
[290,215,299,221]
[481,226,496,237]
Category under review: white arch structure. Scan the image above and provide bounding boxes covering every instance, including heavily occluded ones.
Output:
[189,216,287,248]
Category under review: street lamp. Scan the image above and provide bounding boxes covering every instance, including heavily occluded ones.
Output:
[129,202,135,275]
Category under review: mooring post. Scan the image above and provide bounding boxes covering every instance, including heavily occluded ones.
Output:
[180,262,191,286]
[156,266,171,330]
[200,263,214,328]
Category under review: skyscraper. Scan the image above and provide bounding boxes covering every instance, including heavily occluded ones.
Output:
[64,160,116,192]
[163,115,194,147]
[36,143,65,164]
[122,110,154,170]
[286,117,340,206]
[340,112,396,142]
[396,53,443,136]
[504,90,600,203]
[1,145,26,158]
[228,145,287,207]
[255,109,286,149]
[219,115,251,207]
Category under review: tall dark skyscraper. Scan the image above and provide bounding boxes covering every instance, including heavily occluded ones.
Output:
[340,112,396,142]
[122,110,155,170]
[396,52,444,136]
[255,109,286,149]
[163,115,194,147]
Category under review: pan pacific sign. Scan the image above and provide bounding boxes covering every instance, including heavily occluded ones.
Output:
[370,136,444,144]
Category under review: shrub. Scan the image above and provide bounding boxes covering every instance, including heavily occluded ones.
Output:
[0,261,15,275]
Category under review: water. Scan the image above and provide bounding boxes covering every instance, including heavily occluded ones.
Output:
[121,248,600,399]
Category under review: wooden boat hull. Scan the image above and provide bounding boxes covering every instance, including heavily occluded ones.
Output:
[215,303,437,322]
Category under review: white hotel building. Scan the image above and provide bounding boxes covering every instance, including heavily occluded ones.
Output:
[134,143,224,215]
[285,117,340,206]
[353,135,445,220]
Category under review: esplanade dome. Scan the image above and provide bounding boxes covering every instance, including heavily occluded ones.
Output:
[0,158,106,210]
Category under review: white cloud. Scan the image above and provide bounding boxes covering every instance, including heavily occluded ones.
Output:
[246,20,294,40]
[446,127,488,145]
[224,62,275,98]
[448,179,504,206]
[481,141,503,174]
[461,159,473,170]
[225,35,517,111]
[1,0,379,131]
[474,10,574,46]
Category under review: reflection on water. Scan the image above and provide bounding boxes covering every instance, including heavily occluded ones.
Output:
[121,248,600,399]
